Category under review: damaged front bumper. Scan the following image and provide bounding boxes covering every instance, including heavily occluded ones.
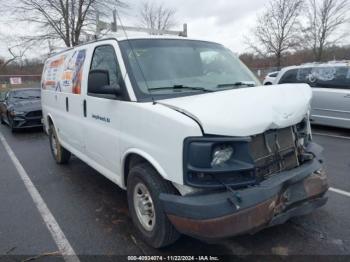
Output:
[160,143,328,239]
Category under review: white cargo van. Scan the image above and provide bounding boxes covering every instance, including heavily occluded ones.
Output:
[41,35,328,248]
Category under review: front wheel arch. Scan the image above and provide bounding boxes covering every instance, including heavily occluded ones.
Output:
[46,114,56,134]
[122,151,169,188]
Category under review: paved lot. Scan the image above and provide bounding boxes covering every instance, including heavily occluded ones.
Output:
[0,124,349,260]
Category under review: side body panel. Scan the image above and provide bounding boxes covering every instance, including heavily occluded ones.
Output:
[311,87,350,128]
[41,47,88,153]
[118,102,202,186]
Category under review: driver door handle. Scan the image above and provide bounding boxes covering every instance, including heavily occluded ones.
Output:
[65,97,69,112]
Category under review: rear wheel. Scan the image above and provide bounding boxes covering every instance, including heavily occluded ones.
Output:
[127,163,180,248]
[49,124,71,164]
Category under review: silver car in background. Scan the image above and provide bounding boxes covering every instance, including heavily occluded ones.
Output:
[275,61,350,129]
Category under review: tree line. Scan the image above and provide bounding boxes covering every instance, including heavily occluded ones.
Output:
[247,0,349,69]
[1,0,349,74]
[0,0,177,73]
[240,44,350,73]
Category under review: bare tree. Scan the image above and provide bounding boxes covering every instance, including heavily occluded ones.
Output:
[0,37,29,73]
[0,0,127,47]
[138,1,177,33]
[304,0,349,61]
[248,0,304,69]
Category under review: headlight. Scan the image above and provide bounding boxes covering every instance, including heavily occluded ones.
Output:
[296,116,312,146]
[183,137,256,189]
[211,145,234,167]
[11,111,25,116]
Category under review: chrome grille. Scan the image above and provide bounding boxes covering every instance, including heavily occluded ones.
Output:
[249,127,299,179]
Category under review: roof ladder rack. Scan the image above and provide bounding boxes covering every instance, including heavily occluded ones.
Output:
[96,10,188,38]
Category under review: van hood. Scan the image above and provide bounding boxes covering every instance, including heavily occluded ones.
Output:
[159,84,312,136]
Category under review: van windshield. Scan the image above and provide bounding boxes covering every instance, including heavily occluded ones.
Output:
[119,39,260,100]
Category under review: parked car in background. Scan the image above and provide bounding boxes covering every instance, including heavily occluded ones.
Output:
[0,88,43,132]
[263,71,279,85]
[275,62,350,129]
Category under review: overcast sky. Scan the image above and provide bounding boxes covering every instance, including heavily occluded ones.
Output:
[124,0,267,52]
[0,0,348,60]
[0,0,267,59]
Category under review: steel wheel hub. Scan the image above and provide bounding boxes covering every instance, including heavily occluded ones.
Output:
[133,183,156,231]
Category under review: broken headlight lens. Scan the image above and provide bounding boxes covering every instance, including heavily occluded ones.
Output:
[296,116,312,146]
[211,145,234,167]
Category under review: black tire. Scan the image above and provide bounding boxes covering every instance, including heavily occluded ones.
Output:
[8,115,16,133]
[49,124,71,164]
[127,163,180,248]
[0,114,5,125]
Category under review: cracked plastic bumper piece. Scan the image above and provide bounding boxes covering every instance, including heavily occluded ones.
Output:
[160,143,328,239]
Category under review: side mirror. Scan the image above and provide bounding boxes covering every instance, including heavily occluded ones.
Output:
[88,69,121,96]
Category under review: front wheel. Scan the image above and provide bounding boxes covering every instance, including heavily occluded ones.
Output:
[127,163,180,248]
[8,115,16,133]
[0,114,5,125]
[49,124,71,164]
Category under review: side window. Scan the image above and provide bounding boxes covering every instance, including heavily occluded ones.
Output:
[279,69,298,84]
[279,68,316,85]
[279,67,350,89]
[310,66,350,89]
[90,45,120,86]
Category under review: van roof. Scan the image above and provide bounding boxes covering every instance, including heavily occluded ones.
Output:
[48,34,222,57]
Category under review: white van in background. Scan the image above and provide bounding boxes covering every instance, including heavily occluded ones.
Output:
[41,35,328,248]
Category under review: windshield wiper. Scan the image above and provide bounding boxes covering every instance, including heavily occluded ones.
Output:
[148,85,213,93]
[217,81,256,88]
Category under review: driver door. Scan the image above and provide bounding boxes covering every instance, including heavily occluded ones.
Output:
[82,42,127,183]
